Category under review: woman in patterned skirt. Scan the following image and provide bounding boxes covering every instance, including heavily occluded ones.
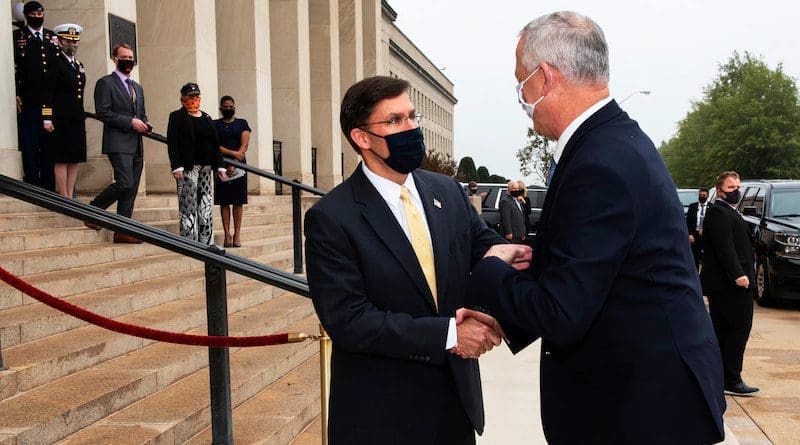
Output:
[213,96,251,247]
[166,82,227,245]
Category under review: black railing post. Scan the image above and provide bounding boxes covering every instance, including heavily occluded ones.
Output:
[292,180,303,274]
[204,259,233,445]
[0,334,5,371]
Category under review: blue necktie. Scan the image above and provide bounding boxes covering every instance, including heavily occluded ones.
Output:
[546,160,557,186]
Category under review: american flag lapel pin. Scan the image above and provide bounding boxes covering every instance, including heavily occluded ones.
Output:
[433,199,442,208]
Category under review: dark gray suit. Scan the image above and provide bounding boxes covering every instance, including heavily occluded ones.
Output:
[89,73,148,218]
[499,193,526,243]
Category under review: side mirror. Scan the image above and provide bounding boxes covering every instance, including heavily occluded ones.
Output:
[742,206,761,217]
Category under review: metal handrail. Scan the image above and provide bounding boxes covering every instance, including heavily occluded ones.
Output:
[84,111,327,272]
[0,174,307,445]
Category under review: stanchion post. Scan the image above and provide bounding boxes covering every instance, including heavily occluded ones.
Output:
[292,181,303,274]
[205,261,233,445]
[319,324,331,445]
[0,332,5,371]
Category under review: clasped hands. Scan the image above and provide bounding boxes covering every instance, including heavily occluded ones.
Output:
[449,243,533,359]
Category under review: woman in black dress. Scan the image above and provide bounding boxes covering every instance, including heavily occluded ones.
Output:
[43,24,86,198]
[166,83,227,245]
[213,96,251,247]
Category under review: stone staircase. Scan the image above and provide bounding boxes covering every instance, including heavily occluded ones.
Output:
[0,193,323,444]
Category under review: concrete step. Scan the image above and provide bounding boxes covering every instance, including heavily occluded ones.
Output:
[50,314,319,445]
[0,220,291,253]
[0,294,316,445]
[0,193,294,214]
[186,354,321,445]
[291,417,323,445]
[0,235,293,311]
[0,270,294,399]
[0,205,293,233]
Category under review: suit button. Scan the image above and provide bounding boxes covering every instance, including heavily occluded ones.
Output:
[425,356,430,362]
[77,95,82,99]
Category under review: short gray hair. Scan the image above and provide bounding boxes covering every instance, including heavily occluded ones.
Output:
[519,11,609,86]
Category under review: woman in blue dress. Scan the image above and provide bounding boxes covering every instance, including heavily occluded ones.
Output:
[213,96,251,247]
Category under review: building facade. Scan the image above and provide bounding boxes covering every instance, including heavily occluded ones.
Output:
[1,0,456,194]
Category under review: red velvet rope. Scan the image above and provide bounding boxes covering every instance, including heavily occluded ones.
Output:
[0,266,311,347]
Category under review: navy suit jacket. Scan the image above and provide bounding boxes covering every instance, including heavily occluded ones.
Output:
[305,165,503,444]
[468,101,726,444]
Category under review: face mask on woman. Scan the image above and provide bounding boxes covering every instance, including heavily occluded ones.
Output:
[182,96,201,113]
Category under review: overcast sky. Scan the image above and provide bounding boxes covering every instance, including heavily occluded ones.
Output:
[393,0,800,184]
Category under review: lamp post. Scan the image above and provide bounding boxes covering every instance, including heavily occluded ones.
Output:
[620,90,651,104]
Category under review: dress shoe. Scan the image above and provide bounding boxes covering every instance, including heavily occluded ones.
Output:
[724,381,759,396]
[113,232,143,244]
[84,221,101,230]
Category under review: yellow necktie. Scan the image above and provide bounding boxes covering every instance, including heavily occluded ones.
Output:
[400,186,438,310]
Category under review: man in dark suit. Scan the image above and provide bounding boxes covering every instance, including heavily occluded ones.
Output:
[87,43,150,244]
[686,187,710,271]
[465,12,726,444]
[13,1,58,190]
[304,76,510,444]
[701,171,759,397]
[499,181,526,243]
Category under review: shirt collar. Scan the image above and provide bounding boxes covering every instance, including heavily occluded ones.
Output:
[361,163,420,207]
[114,70,130,82]
[28,26,43,36]
[553,96,613,163]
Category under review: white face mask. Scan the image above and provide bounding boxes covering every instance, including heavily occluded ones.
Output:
[515,67,545,119]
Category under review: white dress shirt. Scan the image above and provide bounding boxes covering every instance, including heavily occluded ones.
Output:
[361,163,458,349]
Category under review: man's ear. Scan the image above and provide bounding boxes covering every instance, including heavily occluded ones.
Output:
[350,127,372,152]
[541,62,557,96]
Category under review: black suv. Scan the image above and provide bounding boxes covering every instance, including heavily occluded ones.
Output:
[465,183,548,239]
[736,180,800,306]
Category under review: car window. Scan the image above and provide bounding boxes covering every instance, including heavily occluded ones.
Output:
[677,190,698,206]
[739,186,760,209]
[753,187,765,215]
[771,189,800,217]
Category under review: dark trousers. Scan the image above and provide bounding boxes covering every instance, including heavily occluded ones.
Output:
[18,107,54,190]
[708,287,754,386]
[90,152,143,218]
[691,236,703,271]
[434,376,475,445]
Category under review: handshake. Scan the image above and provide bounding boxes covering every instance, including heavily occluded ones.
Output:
[448,243,532,359]
[449,308,506,359]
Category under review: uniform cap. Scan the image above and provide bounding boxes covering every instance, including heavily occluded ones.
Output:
[23,1,43,15]
[54,23,83,41]
[180,82,201,96]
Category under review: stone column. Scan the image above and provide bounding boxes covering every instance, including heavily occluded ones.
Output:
[361,0,382,77]
[137,0,219,193]
[215,0,274,195]
[338,0,363,178]
[309,0,342,190]
[269,0,313,185]
[0,3,20,179]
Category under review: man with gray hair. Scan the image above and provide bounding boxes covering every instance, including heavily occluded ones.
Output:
[465,11,726,443]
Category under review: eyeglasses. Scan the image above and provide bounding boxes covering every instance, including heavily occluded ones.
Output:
[360,112,423,128]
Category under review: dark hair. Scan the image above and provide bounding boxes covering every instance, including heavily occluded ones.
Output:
[340,76,410,153]
[112,43,133,58]
[220,95,235,106]
[715,171,739,189]
[699,187,709,193]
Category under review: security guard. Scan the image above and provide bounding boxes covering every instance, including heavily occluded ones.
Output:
[43,24,87,198]
[13,1,59,190]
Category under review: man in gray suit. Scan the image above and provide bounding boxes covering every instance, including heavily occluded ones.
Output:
[87,43,150,243]
[499,181,527,243]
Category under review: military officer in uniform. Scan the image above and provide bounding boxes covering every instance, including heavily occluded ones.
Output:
[13,1,59,190]
[42,24,87,198]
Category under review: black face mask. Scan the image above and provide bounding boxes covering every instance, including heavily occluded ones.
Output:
[509,190,523,197]
[698,196,708,204]
[469,188,478,195]
[220,108,235,119]
[366,127,425,174]
[721,189,741,205]
[27,16,44,29]
[116,59,135,74]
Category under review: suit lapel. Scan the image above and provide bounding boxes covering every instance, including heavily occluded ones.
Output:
[414,172,450,310]
[538,101,624,234]
[352,166,438,312]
